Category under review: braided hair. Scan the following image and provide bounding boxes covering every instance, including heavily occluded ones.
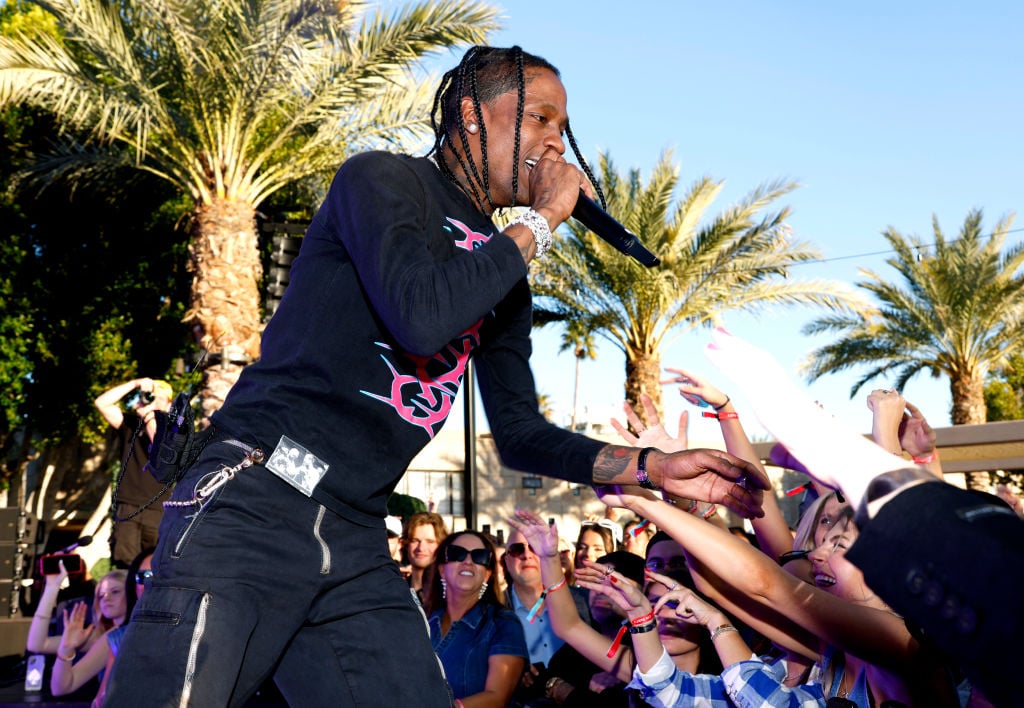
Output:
[428,45,607,214]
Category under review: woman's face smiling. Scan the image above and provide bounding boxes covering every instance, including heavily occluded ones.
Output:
[441,535,491,600]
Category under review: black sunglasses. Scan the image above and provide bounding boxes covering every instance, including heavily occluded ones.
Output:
[504,542,535,559]
[645,556,687,572]
[134,569,154,584]
[445,545,491,566]
[778,550,811,565]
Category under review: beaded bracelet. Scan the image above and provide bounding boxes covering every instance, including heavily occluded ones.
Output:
[709,623,738,642]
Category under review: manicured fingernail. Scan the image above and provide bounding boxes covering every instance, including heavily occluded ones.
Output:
[610,575,618,583]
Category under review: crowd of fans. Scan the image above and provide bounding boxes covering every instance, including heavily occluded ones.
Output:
[24,345,1022,707]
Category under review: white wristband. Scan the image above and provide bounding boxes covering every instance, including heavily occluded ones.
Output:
[508,209,553,258]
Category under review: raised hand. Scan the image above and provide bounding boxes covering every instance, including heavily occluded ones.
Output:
[508,508,560,558]
[44,559,70,591]
[610,394,689,453]
[61,601,92,651]
[662,366,729,411]
[651,584,718,627]
[898,401,936,459]
[593,484,661,512]
[575,560,651,617]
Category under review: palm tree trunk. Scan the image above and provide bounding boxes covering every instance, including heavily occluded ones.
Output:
[625,351,662,429]
[187,197,264,422]
[950,370,989,490]
[571,347,582,431]
[950,370,986,425]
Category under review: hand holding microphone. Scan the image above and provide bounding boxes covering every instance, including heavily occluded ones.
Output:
[524,156,659,267]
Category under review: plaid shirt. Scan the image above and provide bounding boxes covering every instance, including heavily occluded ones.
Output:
[722,658,826,708]
[629,650,825,707]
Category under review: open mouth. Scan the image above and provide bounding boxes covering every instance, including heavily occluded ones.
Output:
[814,573,836,588]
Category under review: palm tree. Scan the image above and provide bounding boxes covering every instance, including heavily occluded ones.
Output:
[531,150,867,423]
[803,208,1024,425]
[0,0,500,420]
[561,318,597,431]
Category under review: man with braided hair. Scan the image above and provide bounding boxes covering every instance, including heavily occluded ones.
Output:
[105,45,768,707]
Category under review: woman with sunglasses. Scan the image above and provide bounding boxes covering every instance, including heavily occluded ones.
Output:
[425,531,528,707]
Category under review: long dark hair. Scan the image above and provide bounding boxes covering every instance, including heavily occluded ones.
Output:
[428,45,606,214]
[425,530,502,615]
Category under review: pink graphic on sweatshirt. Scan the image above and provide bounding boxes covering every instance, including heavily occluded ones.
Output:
[361,217,492,438]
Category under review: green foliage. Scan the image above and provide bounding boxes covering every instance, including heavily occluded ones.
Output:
[984,353,1024,421]
[531,150,867,406]
[803,209,1024,423]
[388,492,427,521]
[89,555,112,581]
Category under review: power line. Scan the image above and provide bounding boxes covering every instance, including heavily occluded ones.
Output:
[787,224,1024,270]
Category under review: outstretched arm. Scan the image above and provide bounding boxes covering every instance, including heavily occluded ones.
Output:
[599,486,923,672]
[51,628,109,696]
[26,565,69,654]
[508,509,636,682]
[661,367,793,562]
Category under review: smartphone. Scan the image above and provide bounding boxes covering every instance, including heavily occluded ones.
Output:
[24,654,46,692]
[38,553,84,576]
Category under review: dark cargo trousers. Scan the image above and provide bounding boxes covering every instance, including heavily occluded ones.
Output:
[104,437,452,707]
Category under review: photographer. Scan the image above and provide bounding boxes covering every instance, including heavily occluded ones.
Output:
[94,377,173,567]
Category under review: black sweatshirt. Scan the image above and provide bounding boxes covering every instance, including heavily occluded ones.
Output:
[213,151,605,526]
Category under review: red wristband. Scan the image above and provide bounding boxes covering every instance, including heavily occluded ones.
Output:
[912,452,936,464]
[702,411,739,420]
[629,610,656,626]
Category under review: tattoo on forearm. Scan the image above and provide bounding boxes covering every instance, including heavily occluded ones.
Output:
[593,446,632,484]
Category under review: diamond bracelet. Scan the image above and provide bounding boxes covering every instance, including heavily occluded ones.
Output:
[507,208,553,259]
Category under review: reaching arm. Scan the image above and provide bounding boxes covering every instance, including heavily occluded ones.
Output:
[26,567,69,654]
[508,510,636,682]
[661,367,794,562]
[51,630,109,696]
[647,572,753,668]
[606,487,924,674]
[95,378,158,429]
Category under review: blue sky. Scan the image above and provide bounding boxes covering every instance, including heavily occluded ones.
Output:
[445,1,1024,441]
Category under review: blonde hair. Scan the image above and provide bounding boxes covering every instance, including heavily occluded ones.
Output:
[92,569,128,634]
[152,380,174,400]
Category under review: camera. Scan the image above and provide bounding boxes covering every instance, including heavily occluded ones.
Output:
[38,553,85,576]
[122,386,155,409]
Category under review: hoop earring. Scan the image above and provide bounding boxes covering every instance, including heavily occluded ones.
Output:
[478,580,488,600]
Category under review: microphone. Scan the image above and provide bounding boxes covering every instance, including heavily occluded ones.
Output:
[57,535,93,554]
[523,158,660,267]
[571,191,660,267]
